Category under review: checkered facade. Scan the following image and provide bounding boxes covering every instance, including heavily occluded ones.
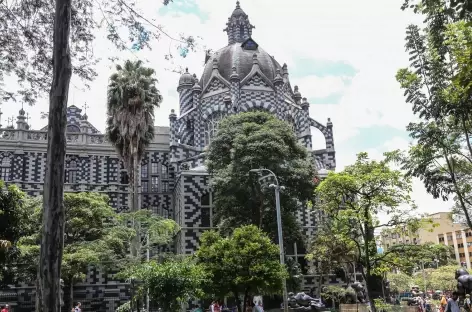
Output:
[0,4,339,308]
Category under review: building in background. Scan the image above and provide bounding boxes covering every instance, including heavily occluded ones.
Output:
[0,2,338,310]
[438,228,472,269]
[380,212,463,248]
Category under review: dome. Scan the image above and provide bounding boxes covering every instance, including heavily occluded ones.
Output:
[178,68,194,87]
[201,43,282,88]
[231,1,246,17]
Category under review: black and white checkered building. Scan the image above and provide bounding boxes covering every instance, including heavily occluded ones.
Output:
[0,2,338,309]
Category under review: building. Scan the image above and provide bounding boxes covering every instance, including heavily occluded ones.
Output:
[438,228,472,269]
[0,2,337,310]
[380,212,463,248]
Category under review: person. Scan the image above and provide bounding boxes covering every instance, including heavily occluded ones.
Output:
[441,295,448,312]
[253,301,263,312]
[75,302,82,312]
[193,305,203,312]
[0,305,9,312]
[214,301,221,312]
[210,301,215,312]
[446,292,460,312]
[465,295,471,312]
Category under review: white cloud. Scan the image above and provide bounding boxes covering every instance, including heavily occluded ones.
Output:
[296,75,348,99]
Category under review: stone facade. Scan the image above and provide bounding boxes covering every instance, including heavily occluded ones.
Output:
[0,2,340,310]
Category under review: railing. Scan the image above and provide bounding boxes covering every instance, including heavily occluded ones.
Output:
[0,129,110,145]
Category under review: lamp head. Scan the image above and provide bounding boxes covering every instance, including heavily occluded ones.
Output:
[249,169,262,173]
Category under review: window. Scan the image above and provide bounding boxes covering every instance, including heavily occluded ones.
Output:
[141,164,148,178]
[458,233,463,239]
[151,176,159,192]
[448,236,453,241]
[204,112,224,146]
[242,38,258,50]
[161,165,168,179]
[239,25,244,39]
[66,125,80,132]
[0,158,11,181]
[468,242,472,247]
[142,181,149,192]
[439,237,445,242]
[201,193,211,227]
[151,162,158,174]
[68,160,78,183]
[162,181,169,192]
[120,171,129,184]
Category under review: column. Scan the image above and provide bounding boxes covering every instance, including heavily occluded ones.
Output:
[452,232,461,264]
[462,230,471,269]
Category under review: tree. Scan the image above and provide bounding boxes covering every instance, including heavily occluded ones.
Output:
[106,59,163,257]
[430,265,458,291]
[206,111,316,244]
[118,258,209,312]
[307,216,358,290]
[195,225,288,312]
[0,182,37,285]
[387,272,413,294]
[315,152,419,312]
[18,193,128,310]
[115,209,179,261]
[321,286,348,308]
[1,1,194,309]
[395,0,472,230]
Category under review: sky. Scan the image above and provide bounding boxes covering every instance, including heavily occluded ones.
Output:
[0,0,452,216]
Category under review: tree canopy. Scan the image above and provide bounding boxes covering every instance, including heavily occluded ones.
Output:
[195,225,288,312]
[119,258,209,312]
[206,111,316,244]
[0,0,195,105]
[0,182,37,285]
[315,152,419,312]
[395,0,472,229]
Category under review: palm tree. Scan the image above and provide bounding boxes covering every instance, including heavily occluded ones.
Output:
[106,60,162,257]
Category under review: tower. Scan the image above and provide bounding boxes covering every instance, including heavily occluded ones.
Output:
[223,1,255,45]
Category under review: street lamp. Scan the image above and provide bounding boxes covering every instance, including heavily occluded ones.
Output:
[249,168,288,312]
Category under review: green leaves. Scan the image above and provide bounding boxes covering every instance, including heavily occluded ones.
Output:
[195,225,288,300]
[398,0,472,229]
[205,111,315,244]
[119,259,209,312]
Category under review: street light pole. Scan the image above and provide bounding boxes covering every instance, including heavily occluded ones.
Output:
[249,169,289,312]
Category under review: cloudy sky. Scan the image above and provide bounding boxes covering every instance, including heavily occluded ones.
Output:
[1,0,450,215]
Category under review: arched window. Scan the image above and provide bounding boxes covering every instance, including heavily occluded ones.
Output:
[67,125,80,133]
[0,158,11,181]
[201,193,211,227]
[68,160,78,183]
[204,112,224,146]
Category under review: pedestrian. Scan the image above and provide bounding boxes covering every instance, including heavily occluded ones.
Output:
[446,292,460,312]
[0,305,8,312]
[210,301,215,312]
[465,295,471,312]
[441,295,448,312]
[75,302,82,312]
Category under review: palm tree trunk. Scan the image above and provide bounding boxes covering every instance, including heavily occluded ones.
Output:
[130,151,140,257]
[37,0,72,310]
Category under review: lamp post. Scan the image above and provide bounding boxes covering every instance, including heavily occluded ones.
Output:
[249,168,288,312]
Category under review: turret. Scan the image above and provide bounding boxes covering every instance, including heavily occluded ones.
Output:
[177,68,194,115]
[223,1,255,45]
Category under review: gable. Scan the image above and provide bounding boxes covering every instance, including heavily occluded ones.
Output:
[241,38,258,51]
[204,77,228,94]
[244,73,271,88]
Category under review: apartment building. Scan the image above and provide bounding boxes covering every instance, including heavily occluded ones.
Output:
[380,212,463,249]
[438,228,472,269]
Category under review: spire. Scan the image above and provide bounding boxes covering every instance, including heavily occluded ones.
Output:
[223,1,255,45]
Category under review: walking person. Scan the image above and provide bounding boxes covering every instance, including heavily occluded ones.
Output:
[446,292,460,312]
[74,302,82,312]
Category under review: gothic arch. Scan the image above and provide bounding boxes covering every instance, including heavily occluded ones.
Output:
[240,100,276,114]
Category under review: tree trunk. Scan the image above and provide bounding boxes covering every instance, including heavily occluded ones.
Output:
[69,280,74,311]
[243,289,249,312]
[37,0,72,310]
[233,291,241,312]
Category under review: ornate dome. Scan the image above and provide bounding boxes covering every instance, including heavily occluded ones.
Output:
[201,43,282,88]
[178,68,194,87]
[231,1,246,18]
